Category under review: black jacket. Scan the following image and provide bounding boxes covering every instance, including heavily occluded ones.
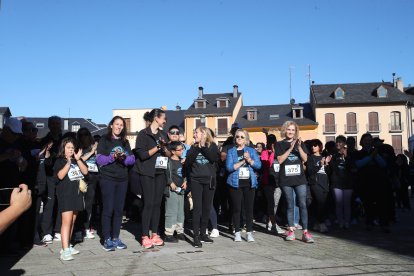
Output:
[185,143,219,181]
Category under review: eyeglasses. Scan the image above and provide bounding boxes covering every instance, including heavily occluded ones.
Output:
[169,131,180,135]
[236,135,245,139]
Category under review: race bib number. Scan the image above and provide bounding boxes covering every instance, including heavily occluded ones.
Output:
[68,164,84,181]
[285,164,301,176]
[239,167,250,179]
[155,156,168,169]
[86,161,99,173]
[273,163,280,172]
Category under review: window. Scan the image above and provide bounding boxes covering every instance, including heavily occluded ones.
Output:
[325,136,335,143]
[293,109,303,119]
[392,135,402,154]
[36,123,45,128]
[217,118,228,136]
[71,124,80,132]
[269,114,279,120]
[195,118,206,128]
[124,118,131,133]
[390,111,401,131]
[247,109,257,121]
[346,112,357,133]
[377,86,388,98]
[195,101,205,109]
[368,112,379,132]
[217,100,227,108]
[324,113,336,133]
[334,87,345,99]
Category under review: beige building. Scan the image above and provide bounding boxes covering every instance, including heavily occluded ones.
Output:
[112,108,152,146]
[311,81,412,153]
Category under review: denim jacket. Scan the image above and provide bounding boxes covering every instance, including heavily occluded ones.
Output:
[226,146,262,188]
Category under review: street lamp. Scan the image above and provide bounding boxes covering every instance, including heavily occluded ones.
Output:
[200,114,206,124]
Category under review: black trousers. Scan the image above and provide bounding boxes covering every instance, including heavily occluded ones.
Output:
[229,186,255,232]
[141,174,165,237]
[191,178,215,237]
[309,184,329,224]
[41,176,61,235]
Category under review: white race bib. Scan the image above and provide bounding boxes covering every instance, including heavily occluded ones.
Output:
[285,164,301,176]
[273,163,280,172]
[155,156,168,169]
[68,164,84,181]
[86,161,99,173]
[239,167,250,179]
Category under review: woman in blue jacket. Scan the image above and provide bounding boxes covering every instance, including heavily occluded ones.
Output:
[226,129,261,242]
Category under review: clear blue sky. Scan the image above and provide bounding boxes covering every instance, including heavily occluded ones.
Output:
[1,0,413,124]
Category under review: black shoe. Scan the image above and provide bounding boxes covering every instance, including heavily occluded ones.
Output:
[176,233,185,241]
[164,235,178,243]
[193,236,202,248]
[200,234,213,244]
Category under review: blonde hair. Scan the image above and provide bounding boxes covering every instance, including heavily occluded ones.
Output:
[233,129,250,146]
[280,121,299,140]
[196,126,214,147]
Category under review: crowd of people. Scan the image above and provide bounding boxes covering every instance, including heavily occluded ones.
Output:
[0,111,412,261]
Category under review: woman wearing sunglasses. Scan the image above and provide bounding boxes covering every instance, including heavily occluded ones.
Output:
[226,129,261,242]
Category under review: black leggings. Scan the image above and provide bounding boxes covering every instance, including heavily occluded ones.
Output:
[229,186,255,232]
[309,184,329,224]
[83,173,98,230]
[141,174,165,237]
[191,178,215,237]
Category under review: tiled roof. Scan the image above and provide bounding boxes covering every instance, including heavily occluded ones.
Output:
[311,82,411,105]
[0,107,11,116]
[185,93,241,116]
[165,110,185,131]
[235,103,317,129]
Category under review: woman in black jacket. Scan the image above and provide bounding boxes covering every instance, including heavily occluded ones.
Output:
[185,126,219,248]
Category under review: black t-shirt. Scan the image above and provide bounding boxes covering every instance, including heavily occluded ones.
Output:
[53,157,86,184]
[307,154,329,191]
[237,150,250,188]
[275,140,308,187]
[168,159,184,188]
[329,153,352,189]
[97,136,132,182]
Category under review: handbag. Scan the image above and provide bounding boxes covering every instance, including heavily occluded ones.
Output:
[79,179,88,193]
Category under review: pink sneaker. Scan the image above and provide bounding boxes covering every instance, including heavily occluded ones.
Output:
[285,230,296,241]
[142,236,153,249]
[302,231,315,243]
[151,234,164,246]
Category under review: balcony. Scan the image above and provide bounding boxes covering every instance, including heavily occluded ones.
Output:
[323,124,336,134]
[366,123,381,133]
[389,122,404,133]
[344,123,358,134]
[215,127,229,137]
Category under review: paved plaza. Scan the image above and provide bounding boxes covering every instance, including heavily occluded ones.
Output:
[2,206,414,276]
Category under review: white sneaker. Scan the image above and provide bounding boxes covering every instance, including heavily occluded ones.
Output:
[234,231,242,242]
[85,229,95,239]
[275,224,285,235]
[246,232,255,242]
[59,245,80,255]
[210,229,219,238]
[42,234,53,244]
[267,222,272,231]
[54,233,61,241]
[60,248,74,261]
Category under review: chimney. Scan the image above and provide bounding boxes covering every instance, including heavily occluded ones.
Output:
[64,119,69,130]
[198,86,204,99]
[233,85,238,98]
[176,105,181,111]
[396,77,404,92]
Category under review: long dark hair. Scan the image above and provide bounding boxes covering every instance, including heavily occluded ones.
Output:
[147,108,165,123]
[77,127,94,149]
[106,116,128,144]
[57,137,77,158]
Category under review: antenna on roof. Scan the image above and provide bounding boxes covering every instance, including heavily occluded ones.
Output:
[306,64,312,88]
[68,108,71,119]
[289,66,295,102]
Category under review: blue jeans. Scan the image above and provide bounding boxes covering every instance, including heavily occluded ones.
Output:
[281,184,308,229]
[293,190,300,225]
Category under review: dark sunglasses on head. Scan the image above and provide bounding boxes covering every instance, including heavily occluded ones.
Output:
[169,130,180,135]
[236,135,245,139]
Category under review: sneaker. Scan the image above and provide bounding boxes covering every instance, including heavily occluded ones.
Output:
[285,230,296,241]
[151,234,164,246]
[60,248,74,261]
[319,223,328,233]
[246,232,255,242]
[164,235,178,243]
[33,241,47,247]
[294,224,303,230]
[193,235,202,248]
[85,229,95,239]
[103,238,116,252]
[302,231,314,243]
[210,229,219,238]
[142,236,154,249]
[275,224,285,235]
[200,234,213,244]
[176,233,185,241]
[59,245,79,255]
[241,224,247,233]
[267,222,273,231]
[234,231,242,242]
[113,238,127,249]
[42,234,53,244]
[53,233,61,241]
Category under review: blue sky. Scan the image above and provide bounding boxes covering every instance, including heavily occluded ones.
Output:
[0,0,413,124]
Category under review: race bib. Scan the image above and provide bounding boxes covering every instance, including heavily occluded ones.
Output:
[68,164,84,181]
[86,161,99,173]
[239,167,250,179]
[273,163,280,172]
[285,164,301,176]
[155,156,168,169]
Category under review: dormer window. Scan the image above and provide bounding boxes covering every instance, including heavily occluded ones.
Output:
[72,123,80,132]
[216,97,229,108]
[247,108,257,121]
[377,85,388,98]
[195,99,207,109]
[334,87,345,99]
[292,105,304,119]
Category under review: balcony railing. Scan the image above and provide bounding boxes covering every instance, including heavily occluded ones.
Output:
[215,127,229,136]
[344,123,358,134]
[323,124,336,134]
[389,122,404,133]
[366,123,381,133]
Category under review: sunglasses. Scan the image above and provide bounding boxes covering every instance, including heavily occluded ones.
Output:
[169,130,180,135]
[236,135,245,139]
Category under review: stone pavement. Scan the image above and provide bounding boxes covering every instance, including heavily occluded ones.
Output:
[2,207,414,276]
